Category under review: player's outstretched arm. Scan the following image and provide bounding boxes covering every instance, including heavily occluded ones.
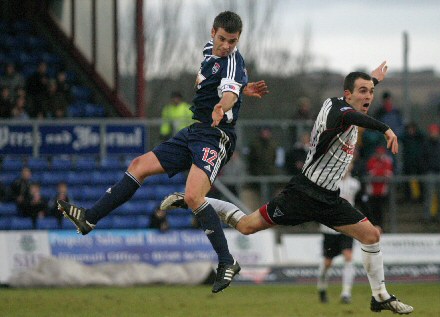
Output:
[371,61,388,82]
[384,128,398,154]
[243,80,269,98]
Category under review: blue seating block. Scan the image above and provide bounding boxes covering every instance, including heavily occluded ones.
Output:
[0,217,11,230]
[10,217,34,230]
[37,217,60,230]
[0,202,17,216]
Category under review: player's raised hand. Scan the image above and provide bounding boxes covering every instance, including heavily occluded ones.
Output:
[384,128,398,154]
[211,104,224,127]
[371,61,388,82]
[243,80,269,98]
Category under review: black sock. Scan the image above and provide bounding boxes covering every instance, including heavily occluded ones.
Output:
[86,172,141,224]
[194,202,234,265]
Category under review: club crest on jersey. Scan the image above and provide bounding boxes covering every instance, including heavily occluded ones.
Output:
[212,62,220,74]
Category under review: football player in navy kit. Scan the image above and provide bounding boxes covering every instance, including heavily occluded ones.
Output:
[57,11,268,293]
[162,61,413,313]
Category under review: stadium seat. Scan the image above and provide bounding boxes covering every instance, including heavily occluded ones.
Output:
[0,202,18,216]
[37,217,60,230]
[51,158,73,171]
[67,171,92,185]
[10,217,33,230]
[71,85,92,102]
[136,215,150,228]
[0,172,19,186]
[167,214,193,229]
[75,157,98,170]
[67,102,86,117]
[91,171,120,185]
[62,217,76,230]
[100,157,125,170]
[112,216,139,229]
[2,157,24,171]
[96,216,113,229]
[27,157,49,171]
[81,186,106,200]
[0,217,11,230]
[85,103,106,117]
[41,171,65,185]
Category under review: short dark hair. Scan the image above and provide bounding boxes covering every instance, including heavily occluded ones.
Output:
[213,11,243,34]
[343,72,372,93]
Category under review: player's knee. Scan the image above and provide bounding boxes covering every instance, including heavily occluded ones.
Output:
[183,191,201,209]
[364,227,381,244]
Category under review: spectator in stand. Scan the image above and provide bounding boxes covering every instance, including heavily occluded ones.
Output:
[0,181,10,202]
[373,92,405,139]
[245,126,278,210]
[160,91,195,140]
[10,167,32,215]
[0,86,13,118]
[26,61,50,118]
[366,146,394,230]
[293,96,314,120]
[421,123,440,222]
[48,182,72,228]
[0,63,25,101]
[10,95,30,120]
[149,206,169,232]
[55,70,72,102]
[21,182,48,229]
[42,79,69,118]
[401,122,425,202]
[285,132,310,175]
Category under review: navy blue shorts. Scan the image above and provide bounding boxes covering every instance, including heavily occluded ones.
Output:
[259,174,367,228]
[152,123,236,184]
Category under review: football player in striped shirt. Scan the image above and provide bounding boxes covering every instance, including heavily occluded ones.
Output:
[162,62,413,314]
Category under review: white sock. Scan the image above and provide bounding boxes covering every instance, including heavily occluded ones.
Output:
[341,261,354,297]
[317,261,329,290]
[361,242,390,301]
[205,197,246,227]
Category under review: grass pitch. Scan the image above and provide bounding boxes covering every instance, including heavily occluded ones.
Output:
[1,283,438,317]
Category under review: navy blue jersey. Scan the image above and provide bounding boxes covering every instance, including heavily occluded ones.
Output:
[192,40,248,126]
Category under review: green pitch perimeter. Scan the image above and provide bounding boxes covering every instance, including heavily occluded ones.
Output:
[1,283,438,317]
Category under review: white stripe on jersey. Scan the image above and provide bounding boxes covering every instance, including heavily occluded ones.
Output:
[210,128,230,184]
[227,52,236,80]
[303,97,358,191]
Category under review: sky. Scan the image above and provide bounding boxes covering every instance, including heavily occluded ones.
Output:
[275,0,440,74]
[120,0,440,77]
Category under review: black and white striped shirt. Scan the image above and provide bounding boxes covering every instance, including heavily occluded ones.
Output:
[302,97,388,191]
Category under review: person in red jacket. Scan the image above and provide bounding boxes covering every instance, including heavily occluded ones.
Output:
[366,146,394,229]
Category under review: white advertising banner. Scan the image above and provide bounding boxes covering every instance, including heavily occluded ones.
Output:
[225,228,277,265]
[0,231,51,284]
[280,234,440,265]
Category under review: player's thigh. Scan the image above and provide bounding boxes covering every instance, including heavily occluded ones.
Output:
[127,151,165,179]
[335,220,380,245]
[185,164,212,209]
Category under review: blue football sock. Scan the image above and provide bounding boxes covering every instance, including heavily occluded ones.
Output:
[86,171,141,224]
[194,201,234,265]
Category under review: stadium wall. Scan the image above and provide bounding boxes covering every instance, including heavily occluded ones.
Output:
[1,229,439,286]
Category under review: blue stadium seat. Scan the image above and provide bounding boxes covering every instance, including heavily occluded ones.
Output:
[10,217,34,230]
[132,187,156,200]
[67,171,92,185]
[100,157,125,170]
[2,157,24,171]
[0,217,11,230]
[62,217,76,230]
[67,102,86,117]
[137,215,150,228]
[75,157,98,170]
[40,186,56,199]
[167,214,193,229]
[96,216,113,229]
[81,186,106,200]
[0,202,17,216]
[41,171,65,185]
[51,158,73,171]
[71,85,92,102]
[85,103,105,117]
[112,216,139,229]
[91,171,120,185]
[37,217,60,230]
[0,172,19,186]
[27,157,49,171]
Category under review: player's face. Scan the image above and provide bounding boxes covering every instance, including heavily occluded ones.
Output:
[344,78,375,114]
[211,27,240,57]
